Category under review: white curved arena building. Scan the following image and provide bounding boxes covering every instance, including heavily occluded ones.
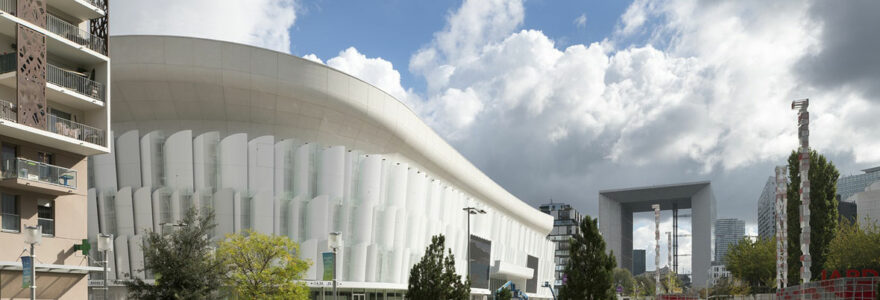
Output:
[88,36,556,299]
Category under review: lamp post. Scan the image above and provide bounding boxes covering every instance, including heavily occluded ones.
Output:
[97,233,114,300]
[543,281,557,300]
[24,225,42,300]
[328,232,343,300]
[462,207,486,280]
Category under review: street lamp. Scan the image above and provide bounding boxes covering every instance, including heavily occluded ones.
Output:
[462,207,486,280]
[97,234,114,300]
[328,232,343,300]
[543,281,557,300]
[24,225,42,300]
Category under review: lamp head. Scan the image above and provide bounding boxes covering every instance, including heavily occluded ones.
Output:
[328,232,343,250]
[24,225,42,245]
[97,233,114,252]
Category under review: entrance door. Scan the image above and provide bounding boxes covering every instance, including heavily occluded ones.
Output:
[352,294,366,300]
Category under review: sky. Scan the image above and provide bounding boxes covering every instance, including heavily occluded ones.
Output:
[110,0,880,273]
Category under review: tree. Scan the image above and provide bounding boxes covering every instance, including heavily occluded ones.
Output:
[406,235,470,299]
[126,207,224,299]
[558,215,616,300]
[495,286,513,300]
[216,230,311,299]
[824,219,880,272]
[710,277,751,296]
[786,150,839,285]
[633,273,656,297]
[725,237,775,293]
[613,268,635,295]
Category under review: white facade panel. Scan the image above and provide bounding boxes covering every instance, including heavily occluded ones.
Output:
[116,130,142,188]
[164,130,194,191]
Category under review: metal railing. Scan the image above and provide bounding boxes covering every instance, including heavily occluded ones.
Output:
[47,114,105,146]
[47,64,105,102]
[0,0,106,55]
[0,53,105,103]
[0,98,15,122]
[47,14,106,55]
[0,0,14,15]
[1,157,77,189]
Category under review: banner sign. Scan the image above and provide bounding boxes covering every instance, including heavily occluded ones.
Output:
[322,252,335,281]
[21,256,33,288]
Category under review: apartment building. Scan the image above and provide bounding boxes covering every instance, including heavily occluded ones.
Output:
[0,0,109,298]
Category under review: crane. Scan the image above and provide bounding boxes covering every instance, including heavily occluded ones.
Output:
[496,281,529,299]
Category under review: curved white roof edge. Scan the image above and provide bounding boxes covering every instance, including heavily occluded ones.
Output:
[110,35,554,234]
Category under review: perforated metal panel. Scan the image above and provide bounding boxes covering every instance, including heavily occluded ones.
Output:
[90,0,109,54]
[16,24,46,129]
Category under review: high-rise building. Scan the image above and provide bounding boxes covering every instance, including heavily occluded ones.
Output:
[852,181,880,228]
[757,176,776,240]
[714,218,745,264]
[0,0,110,298]
[838,166,880,202]
[632,249,647,275]
[539,202,583,287]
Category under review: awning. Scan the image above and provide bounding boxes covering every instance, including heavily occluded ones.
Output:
[0,261,105,274]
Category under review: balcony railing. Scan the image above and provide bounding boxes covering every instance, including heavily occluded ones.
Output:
[0,54,106,103]
[0,98,15,122]
[0,0,107,55]
[47,64,106,102]
[1,157,77,189]
[47,14,107,55]
[0,0,13,15]
[48,114,105,146]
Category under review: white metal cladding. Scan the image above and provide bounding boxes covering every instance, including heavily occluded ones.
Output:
[88,130,556,295]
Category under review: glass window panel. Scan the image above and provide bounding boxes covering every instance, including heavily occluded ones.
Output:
[2,193,19,231]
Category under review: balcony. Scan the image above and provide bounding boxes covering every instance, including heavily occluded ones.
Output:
[46,14,106,55]
[0,157,77,194]
[0,0,107,62]
[47,114,105,146]
[0,98,107,155]
[0,53,106,106]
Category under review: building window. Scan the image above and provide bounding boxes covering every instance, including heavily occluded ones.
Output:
[2,193,19,232]
[37,199,54,236]
[1,143,16,177]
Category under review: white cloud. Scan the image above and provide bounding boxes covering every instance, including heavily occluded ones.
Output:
[574,14,587,28]
[320,48,421,109]
[302,54,323,64]
[398,0,880,223]
[111,0,297,53]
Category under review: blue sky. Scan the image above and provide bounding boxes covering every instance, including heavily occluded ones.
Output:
[290,0,632,93]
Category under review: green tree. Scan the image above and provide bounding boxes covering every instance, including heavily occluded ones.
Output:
[126,207,224,299]
[613,268,635,295]
[710,277,751,296]
[216,230,311,299]
[633,274,656,297]
[495,286,513,300]
[559,216,616,300]
[824,219,880,271]
[786,150,839,285]
[406,235,470,299]
[725,237,775,292]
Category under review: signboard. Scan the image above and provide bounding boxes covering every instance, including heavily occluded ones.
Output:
[322,252,335,281]
[21,256,33,288]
